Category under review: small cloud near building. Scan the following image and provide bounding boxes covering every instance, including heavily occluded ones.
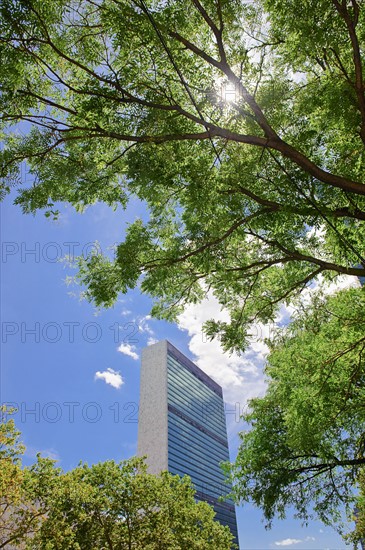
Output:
[95,368,124,389]
[117,343,139,360]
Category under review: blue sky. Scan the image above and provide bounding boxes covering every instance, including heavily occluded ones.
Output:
[1,189,349,549]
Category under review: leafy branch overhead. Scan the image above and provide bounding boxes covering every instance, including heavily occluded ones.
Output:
[1,0,365,349]
[231,287,365,533]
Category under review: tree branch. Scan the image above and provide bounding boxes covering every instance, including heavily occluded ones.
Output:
[221,185,365,220]
[293,457,365,474]
[332,0,365,143]
[248,231,365,276]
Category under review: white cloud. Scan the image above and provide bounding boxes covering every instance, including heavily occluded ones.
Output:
[95,368,124,389]
[275,539,303,547]
[117,343,139,360]
[278,274,359,325]
[121,309,132,316]
[322,273,359,294]
[138,315,154,336]
[177,276,360,445]
[25,446,60,462]
[40,448,60,460]
[147,337,158,346]
[177,292,267,407]
[275,536,315,547]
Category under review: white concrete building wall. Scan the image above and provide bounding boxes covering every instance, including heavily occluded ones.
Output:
[137,340,168,473]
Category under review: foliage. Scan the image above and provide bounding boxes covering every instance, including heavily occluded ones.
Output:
[231,287,365,532]
[0,412,233,549]
[0,407,52,549]
[0,406,24,497]
[351,468,365,548]
[0,406,24,547]
[0,0,364,350]
[25,457,234,550]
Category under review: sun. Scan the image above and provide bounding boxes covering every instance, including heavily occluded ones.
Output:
[213,77,240,105]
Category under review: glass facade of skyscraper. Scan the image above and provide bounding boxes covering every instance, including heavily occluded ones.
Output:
[166,342,239,544]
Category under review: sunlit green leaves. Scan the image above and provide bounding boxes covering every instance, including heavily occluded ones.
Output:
[0,414,234,549]
[1,0,365,351]
[232,287,365,530]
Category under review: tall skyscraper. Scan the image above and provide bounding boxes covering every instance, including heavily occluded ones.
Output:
[138,340,239,547]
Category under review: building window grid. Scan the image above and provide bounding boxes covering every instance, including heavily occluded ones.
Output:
[168,452,232,500]
[167,358,224,405]
[168,449,226,486]
[161,346,238,546]
[168,379,224,418]
[210,506,238,522]
[168,428,229,468]
[168,463,232,501]
[168,431,228,471]
[167,384,228,438]
[194,491,236,514]
[168,413,230,458]
[169,403,228,449]
[168,436,229,478]
[167,359,226,411]
[168,366,231,504]
[168,400,227,445]
[169,445,226,488]
[167,358,224,406]
[167,370,227,437]
[167,347,223,397]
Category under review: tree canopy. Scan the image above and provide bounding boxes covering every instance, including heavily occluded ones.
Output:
[1,1,365,539]
[1,0,364,350]
[0,410,234,549]
[25,459,234,549]
[230,287,365,533]
[0,406,46,549]
[350,468,365,548]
